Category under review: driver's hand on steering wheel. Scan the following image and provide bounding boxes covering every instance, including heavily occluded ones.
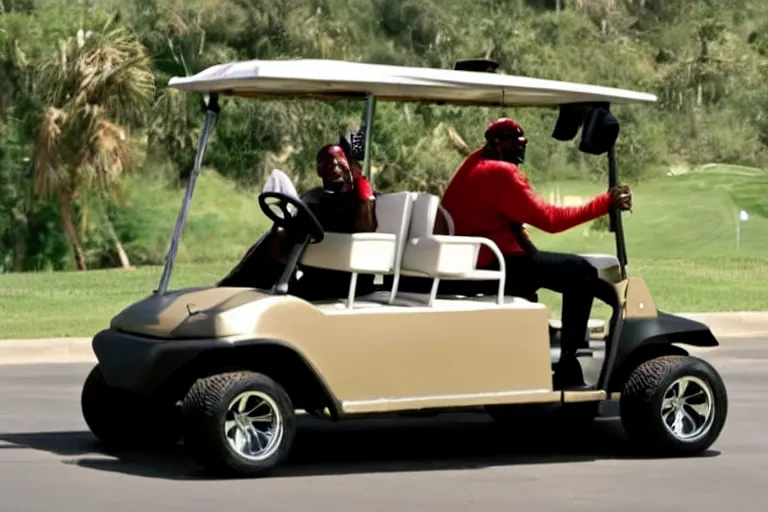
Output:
[609,184,632,212]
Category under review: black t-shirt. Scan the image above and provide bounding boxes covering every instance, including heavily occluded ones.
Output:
[300,187,362,233]
[292,187,376,300]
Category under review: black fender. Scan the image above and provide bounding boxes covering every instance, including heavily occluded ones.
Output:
[601,311,719,392]
[92,329,342,418]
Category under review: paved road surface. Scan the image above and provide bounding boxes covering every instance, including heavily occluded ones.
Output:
[0,338,767,511]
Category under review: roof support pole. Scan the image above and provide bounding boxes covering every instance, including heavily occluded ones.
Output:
[361,94,377,180]
[607,144,628,280]
[155,94,220,295]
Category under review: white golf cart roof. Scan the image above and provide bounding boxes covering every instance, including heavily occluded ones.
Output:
[167,58,657,107]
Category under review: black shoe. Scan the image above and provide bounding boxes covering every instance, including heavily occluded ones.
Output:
[552,354,586,389]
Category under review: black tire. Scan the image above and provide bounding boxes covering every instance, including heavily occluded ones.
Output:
[180,371,296,477]
[620,355,727,456]
[80,364,181,450]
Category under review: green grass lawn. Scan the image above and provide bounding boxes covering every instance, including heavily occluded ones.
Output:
[115,170,272,266]
[1,164,766,339]
[528,164,768,260]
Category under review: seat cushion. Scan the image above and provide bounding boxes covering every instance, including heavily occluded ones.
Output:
[578,253,622,283]
[401,235,482,276]
[578,253,619,269]
[300,232,397,273]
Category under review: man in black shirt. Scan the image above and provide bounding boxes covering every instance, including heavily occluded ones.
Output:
[290,144,378,300]
[219,144,379,301]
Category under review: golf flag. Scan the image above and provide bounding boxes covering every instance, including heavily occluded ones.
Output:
[740,210,749,222]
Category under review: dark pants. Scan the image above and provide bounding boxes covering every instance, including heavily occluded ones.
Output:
[490,251,603,354]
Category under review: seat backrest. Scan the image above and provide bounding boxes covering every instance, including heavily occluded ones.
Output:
[375,191,415,271]
[408,192,441,239]
[435,203,455,235]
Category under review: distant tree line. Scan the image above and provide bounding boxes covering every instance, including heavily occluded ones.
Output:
[2,0,767,271]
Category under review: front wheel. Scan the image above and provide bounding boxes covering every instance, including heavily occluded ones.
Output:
[181,371,296,477]
[620,355,727,456]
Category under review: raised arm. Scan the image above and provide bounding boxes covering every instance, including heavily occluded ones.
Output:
[494,162,612,234]
[353,177,378,232]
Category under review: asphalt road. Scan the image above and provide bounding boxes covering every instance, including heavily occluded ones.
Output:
[0,338,767,511]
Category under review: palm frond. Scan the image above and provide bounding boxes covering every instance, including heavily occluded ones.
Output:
[32,20,155,206]
[38,23,155,125]
[32,107,69,199]
[86,117,132,201]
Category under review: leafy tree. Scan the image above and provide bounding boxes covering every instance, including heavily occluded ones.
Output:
[31,17,154,270]
[2,0,768,271]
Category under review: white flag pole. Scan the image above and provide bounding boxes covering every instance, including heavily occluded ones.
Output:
[737,210,749,251]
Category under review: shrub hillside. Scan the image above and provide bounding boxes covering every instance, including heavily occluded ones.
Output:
[2,0,768,271]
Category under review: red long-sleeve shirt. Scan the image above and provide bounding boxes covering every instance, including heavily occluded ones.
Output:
[441,149,612,268]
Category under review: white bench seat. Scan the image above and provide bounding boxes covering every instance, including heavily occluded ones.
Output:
[401,267,503,280]
[400,235,504,279]
[297,191,414,307]
[300,232,397,274]
[578,253,622,282]
[315,290,542,313]
[397,193,507,306]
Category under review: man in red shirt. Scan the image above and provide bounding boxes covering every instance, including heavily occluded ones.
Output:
[441,118,632,388]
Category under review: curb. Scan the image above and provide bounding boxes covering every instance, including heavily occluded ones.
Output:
[0,338,95,365]
[0,312,766,366]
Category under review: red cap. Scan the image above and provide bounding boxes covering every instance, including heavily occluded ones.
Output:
[484,118,524,141]
[317,144,347,162]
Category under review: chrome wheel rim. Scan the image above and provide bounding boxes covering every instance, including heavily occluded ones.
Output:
[224,391,283,461]
[660,376,715,443]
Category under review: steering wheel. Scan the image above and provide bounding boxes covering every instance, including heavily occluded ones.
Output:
[258,192,325,243]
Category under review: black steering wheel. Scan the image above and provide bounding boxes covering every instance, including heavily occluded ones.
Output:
[258,191,325,243]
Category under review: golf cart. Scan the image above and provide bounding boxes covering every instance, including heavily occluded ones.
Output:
[80,58,728,477]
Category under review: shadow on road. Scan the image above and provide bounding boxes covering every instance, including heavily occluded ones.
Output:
[0,413,720,481]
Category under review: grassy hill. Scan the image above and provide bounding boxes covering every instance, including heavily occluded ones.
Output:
[5,0,768,276]
[1,164,766,338]
[113,169,272,267]
[529,164,768,259]
[528,164,768,317]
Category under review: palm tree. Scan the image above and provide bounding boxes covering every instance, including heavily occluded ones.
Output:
[32,18,155,270]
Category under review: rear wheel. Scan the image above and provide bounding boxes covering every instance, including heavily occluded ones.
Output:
[81,364,181,450]
[180,371,296,477]
[620,355,727,456]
